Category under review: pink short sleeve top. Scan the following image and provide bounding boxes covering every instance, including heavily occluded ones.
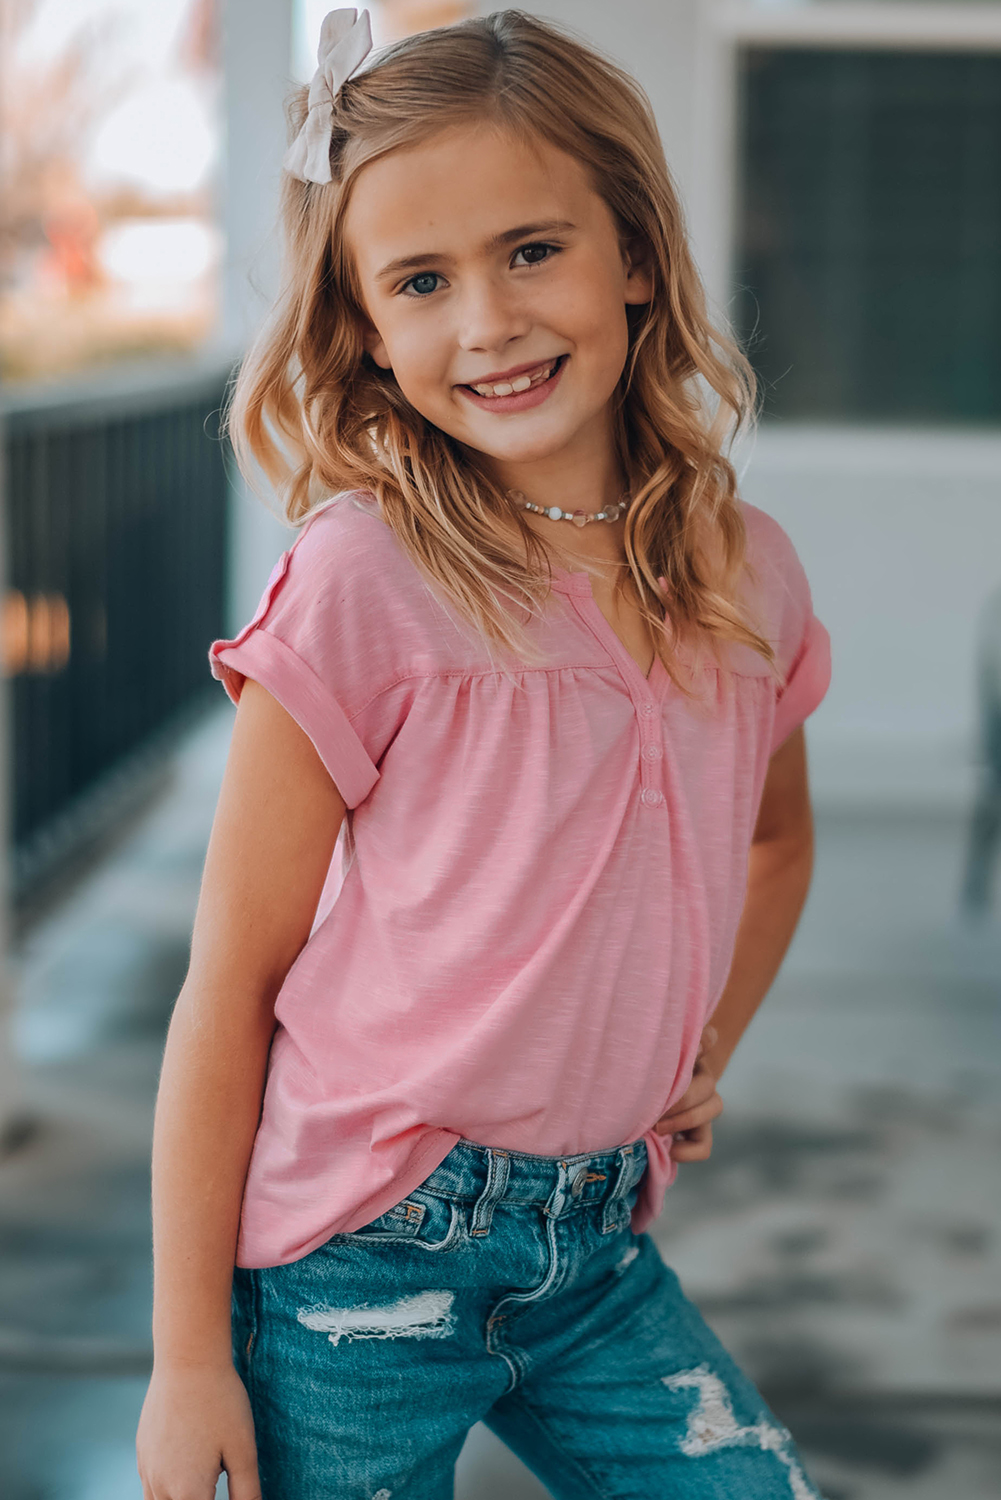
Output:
[209,491,831,1268]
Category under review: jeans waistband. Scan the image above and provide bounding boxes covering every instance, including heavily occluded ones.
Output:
[419,1136,649,1235]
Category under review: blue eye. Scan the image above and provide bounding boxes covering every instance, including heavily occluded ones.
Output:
[403,272,441,297]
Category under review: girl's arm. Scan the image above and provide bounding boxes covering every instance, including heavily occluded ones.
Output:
[655,725,815,1157]
[137,678,347,1500]
[705,722,815,1076]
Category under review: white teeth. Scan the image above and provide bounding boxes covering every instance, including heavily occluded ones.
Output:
[470,359,559,399]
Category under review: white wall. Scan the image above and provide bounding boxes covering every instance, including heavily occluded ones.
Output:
[739,428,1001,807]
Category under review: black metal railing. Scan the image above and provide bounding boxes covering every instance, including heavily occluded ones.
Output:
[1,356,233,903]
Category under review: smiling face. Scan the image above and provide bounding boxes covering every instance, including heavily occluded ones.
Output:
[342,122,652,500]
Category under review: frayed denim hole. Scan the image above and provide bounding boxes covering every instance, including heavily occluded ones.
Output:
[661,1366,819,1499]
[297,1289,457,1348]
[614,1241,641,1276]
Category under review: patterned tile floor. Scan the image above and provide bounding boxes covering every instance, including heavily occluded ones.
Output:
[1,702,998,1499]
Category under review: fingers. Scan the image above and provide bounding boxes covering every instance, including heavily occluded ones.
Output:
[654,1069,720,1134]
[140,1479,231,1500]
[688,1053,715,1084]
[669,1121,713,1161]
[652,1038,723,1161]
[224,1442,262,1500]
[672,1069,719,1108]
[657,1089,723,1137]
[138,1447,258,1500]
[227,1470,264,1500]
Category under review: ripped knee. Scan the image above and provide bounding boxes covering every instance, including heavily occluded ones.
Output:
[662,1365,819,1499]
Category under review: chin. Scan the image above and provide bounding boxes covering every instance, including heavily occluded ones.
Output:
[468,429,576,465]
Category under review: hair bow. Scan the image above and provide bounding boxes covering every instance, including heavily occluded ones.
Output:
[284,8,373,185]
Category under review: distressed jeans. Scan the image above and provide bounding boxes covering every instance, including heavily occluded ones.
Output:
[232,1136,823,1499]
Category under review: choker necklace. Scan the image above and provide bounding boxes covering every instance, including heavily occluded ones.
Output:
[508,489,629,529]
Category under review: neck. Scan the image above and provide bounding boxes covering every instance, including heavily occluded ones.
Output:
[489,411,623,512]
[483,415,629,568]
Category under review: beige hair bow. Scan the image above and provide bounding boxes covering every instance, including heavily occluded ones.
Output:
[284,8,373,185]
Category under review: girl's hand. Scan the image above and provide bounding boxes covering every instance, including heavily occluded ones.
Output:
[136,1362,261,1500]
[653,1025,723,1162]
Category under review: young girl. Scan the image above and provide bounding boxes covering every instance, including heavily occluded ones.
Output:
[137,9,831,1498]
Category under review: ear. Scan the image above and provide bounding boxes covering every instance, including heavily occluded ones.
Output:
[359,315,392,370]
[622,235,654,306]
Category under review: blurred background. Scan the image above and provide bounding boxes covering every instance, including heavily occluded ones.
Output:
[0,1,998,1496]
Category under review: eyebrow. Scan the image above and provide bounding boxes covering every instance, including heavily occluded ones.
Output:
[373,220,577,283]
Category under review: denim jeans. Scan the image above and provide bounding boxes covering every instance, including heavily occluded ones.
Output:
[232,1136,823,1499]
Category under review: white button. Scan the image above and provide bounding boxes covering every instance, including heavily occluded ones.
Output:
[641,703,655,715]
[641,787,664,807]
[642,744,662,761]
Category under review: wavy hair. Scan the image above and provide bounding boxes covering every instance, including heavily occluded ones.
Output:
[225,8,773,683]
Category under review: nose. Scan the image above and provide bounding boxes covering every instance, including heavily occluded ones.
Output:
[456,275,530,355]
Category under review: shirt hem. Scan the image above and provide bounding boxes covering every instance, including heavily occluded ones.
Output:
[234,1127,463,1269]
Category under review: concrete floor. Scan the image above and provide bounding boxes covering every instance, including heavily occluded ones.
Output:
[1,702,999,1500]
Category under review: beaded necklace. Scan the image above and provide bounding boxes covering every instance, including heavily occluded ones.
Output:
[508,489,630,529]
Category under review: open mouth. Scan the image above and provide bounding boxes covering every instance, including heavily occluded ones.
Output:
[462,355,567,400]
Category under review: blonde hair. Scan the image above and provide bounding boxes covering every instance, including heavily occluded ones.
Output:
[225,9,773,682]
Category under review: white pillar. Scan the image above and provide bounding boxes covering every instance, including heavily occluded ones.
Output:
[219,0,298,635]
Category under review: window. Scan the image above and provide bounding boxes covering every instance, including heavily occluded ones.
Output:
[734,48,1001,422]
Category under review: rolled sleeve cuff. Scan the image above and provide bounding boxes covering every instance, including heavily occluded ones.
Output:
[209,630,380,809]
[770,614,832,755]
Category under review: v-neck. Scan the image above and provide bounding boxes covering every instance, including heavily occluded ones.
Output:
[551,567,665,692]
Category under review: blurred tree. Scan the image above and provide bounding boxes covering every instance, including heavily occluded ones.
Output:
[0,0,126,300]
[0,0,222,381]
[379,0,473,42]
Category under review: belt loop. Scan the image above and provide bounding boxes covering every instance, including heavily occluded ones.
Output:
[601,1145,636,1234]
[469,1148,510,1236]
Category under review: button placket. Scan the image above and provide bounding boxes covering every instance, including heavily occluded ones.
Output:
[562,588,667,810]
[636,697,666,809]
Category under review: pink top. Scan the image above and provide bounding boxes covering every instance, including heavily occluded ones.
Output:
[209,491,831,1268]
